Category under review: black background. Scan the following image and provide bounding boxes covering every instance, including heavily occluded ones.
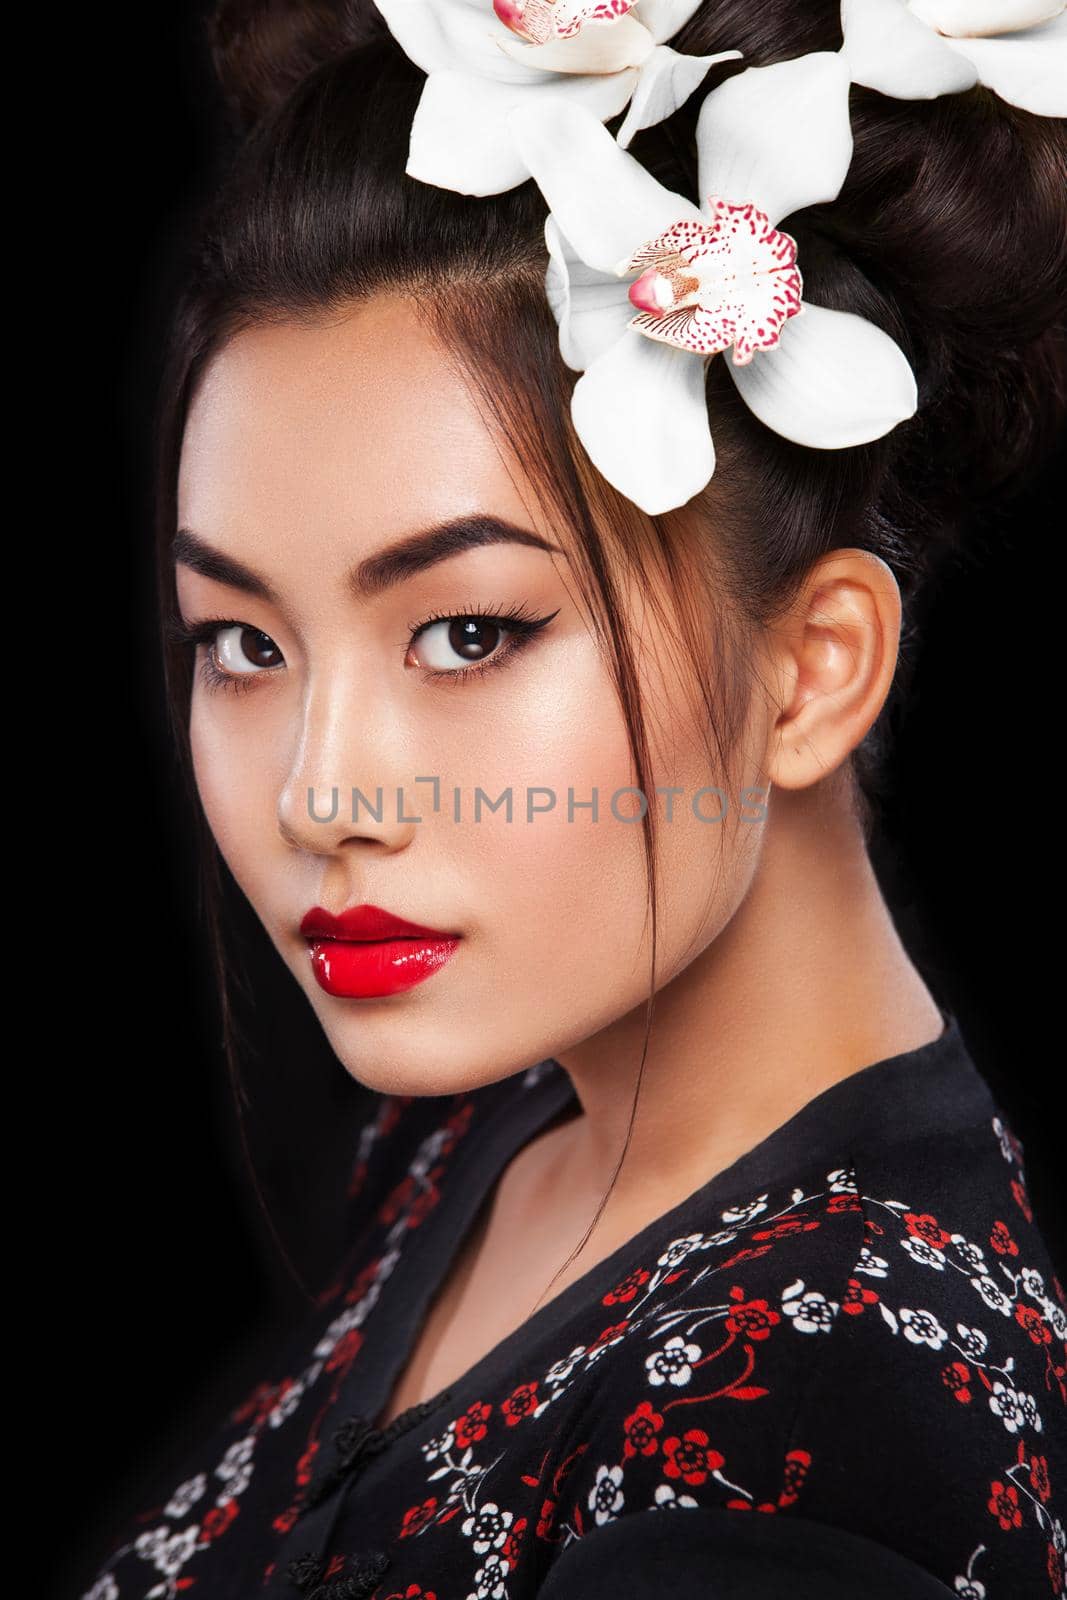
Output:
[55,7,1063,1595]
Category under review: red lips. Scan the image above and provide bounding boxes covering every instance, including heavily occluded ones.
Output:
[299,903,461,998]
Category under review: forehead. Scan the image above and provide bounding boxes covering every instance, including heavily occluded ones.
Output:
[177,294,536,544]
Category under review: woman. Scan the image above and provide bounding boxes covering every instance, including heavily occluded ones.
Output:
[84,0,1066,1596]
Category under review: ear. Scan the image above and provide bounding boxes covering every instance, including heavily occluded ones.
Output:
[763,549,901,792]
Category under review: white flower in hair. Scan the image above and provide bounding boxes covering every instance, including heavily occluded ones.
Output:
[372,0,741,195]
[508,52,919,516]
[840,0,1067,115]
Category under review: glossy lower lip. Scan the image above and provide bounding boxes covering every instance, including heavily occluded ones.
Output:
[305,936,461,998]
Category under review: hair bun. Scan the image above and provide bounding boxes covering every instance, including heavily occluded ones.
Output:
[209,0,386,132]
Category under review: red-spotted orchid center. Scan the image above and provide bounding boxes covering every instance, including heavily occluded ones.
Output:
[494,0,641,44]
[623,199,803,365]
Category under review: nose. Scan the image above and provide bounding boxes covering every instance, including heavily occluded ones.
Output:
[276,675,420,857]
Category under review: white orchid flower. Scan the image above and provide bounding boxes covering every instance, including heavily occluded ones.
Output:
[840,0,1067,115]
[507,52,918,516]
[372,0,741,196]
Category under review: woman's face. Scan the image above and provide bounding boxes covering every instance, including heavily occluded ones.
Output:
[175,296,771,1096]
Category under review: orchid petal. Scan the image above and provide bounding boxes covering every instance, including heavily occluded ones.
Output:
[727,301,918,448]
[545,217,637,370]
[495,12,655,72]
[374,0,551,84]
[907,0,1064,37]
[635,0,707,43]
[695,53,854,230]
[615,44,743,148]
[947,14,1067,113]
[408,68,639,196]
[509,98,704,272]
[570,331,715,514]
[841,0,981,94]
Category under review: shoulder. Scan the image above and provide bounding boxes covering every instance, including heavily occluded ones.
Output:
[544,1110,1066,1599]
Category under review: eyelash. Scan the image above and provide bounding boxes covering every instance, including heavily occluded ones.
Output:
[164,600,559,696]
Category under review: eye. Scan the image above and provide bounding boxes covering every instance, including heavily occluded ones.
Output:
[212,624,283,676]
[405,603,559,682]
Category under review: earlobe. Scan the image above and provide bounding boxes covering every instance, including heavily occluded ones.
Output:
[764,550,901,792]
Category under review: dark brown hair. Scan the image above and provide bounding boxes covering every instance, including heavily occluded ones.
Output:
[156,0,1067,1303]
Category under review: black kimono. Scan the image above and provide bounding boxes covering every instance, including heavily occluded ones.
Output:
[81,1012,1067,1599]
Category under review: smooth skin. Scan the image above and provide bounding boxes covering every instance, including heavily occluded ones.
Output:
[175,294,943,1416]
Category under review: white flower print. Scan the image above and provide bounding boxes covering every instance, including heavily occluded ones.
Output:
[898,1307,949,1349]
[81,1579,119,1600]
[646,1334,702,1386]
[1020,1267,1046,1299]
[722,1194,769,1224]
[1042,1296,1067,1341]
[953,1577,986,1599]
[214,1433,255,1501]
[992,1114,1014,1163]
[782,1280,839,1333]
[971,1275,1013,1316]
[656,1233,711,1269]
[163,1472,206,1519]
[467,1549,511,1600]
[854,1246,889,1278]
[955,1322,989,1359]
[949,1234,987,1273]
[267,1377,306,1428]
[461,1500,514,1554]
[138,1526,200,1579]
[589,1463,625,1524]
[545,1344,588,1383]
[653,1482,701,1509]
[1052,1518,1066,1554]
[988,1380,1043,1435]
[422,1419,458,1463]
[827,1166,859,1192]
[901,1235,947,1269]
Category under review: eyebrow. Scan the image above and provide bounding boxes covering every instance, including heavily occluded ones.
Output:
[172,514,565,603]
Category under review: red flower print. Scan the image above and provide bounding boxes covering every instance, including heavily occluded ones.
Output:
[346,1156,369,1200]
[840,1277,880,1317]
[940,1361,972,1403]
[826,1193,863,1214]
[622,1400,664,1459]
[588,1320,630,1354]
[295,1441,319,1487]
[779,1448,812,1507]
[408,1174,444,1227]
[380,1175,415,1226]
[1014,1302,1052,1346]
[604,1268,651,1305]
[725,1290,781,1341]
[231,1380,276,1426]
[1011,1177,1034,1222]
[272,1507,299,1535]
[344,1257,382,1305]
[987,1479,1024,1530]
[386,1587,438,1600]
[718,1245,774,1270]
[990,1220,1019,1257]
[198,1498,238,1544]
[752,1215,821,1242]
[1048,1541,1064,1596]
[325,1329,363,1372]
[502,1382,540,1426]
[663,1428,726,1486]
[454,1401,493,1449]
[502,1516,528,1569]
[445,1101,475,1140]
[399,1497,439,1538]
[904,1212,951,1250]
[325,1554,345,1578]
[536,1497,558,1539]
[1023,1445,1052,1502]
[726,1496,778,1512]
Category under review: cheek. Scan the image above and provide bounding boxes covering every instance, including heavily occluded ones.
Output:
[188,695,279,895]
